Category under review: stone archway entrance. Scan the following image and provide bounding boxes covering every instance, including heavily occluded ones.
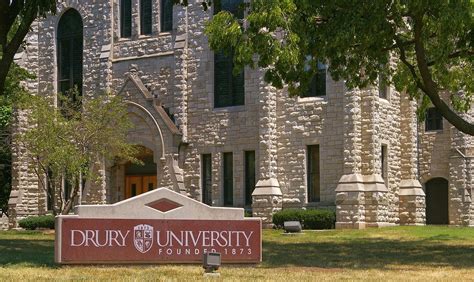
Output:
[425,177,449,225]
[124,146,157,199]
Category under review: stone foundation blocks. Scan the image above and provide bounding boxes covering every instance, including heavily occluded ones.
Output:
[252,178,282,228]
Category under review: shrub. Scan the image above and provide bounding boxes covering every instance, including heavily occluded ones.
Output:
[18,215,55,230]
[272,209,335,230]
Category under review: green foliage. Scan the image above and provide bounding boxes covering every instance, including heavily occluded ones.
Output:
[272,209,336,230]
[18,215,55,230]
[205,0,474,134]
[16,91,139,215]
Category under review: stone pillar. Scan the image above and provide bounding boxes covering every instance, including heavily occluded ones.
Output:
[335,89,390,229]
[399,180,425,225]
[335,174,366,229]
[449,108,473,226]
[399,93,425,225]
[336,89,364,229]
[252,71,282,227]
[172,5,188,143]
[252,179,282,228]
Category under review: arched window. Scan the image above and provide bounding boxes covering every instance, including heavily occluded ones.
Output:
[57,9,83,97]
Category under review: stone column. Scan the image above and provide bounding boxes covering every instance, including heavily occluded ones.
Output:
[8,22,44,228]
[335,88,390,228]
[449,108,474,226]
[252,72,282,228]
[360,89,390,227]
[335,89,365,229]
[399,93,425,225]
[172,5,188,143]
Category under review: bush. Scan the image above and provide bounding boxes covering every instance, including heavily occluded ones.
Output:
[18,215,55,230]
[272,209,335,230]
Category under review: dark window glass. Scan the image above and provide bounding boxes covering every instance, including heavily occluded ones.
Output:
[140,0,153,35]
[214,52,244,108]
[214,0,244,108]
[302,62,326,98]
[378,73,388,99]
[381,145,388,182]
[57,9,83,96]
[148,182,153,192]
[121,0,132,37]
[307,145,320,202]
[245,151,256,206]
[223,152,233,206]
[131,183,137,197]
[202,154,212,206]
[425,107,443,131]
[161,0,173,32]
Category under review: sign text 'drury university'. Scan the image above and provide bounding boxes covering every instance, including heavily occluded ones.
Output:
[55,188,262,264]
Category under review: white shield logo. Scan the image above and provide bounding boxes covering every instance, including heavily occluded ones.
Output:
[133,224,154,253]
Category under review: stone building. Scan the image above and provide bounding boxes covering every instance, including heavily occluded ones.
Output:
[7,0,473,229]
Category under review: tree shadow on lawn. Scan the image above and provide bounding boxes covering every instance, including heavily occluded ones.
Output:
[0,239,55,267]
[262,237,474,270]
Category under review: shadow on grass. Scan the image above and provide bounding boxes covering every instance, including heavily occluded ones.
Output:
[1,234,473,270]
[0,239,55,267]
[262,237,474,269]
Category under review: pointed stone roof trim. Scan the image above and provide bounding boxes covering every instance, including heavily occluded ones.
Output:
[118,72,181,136]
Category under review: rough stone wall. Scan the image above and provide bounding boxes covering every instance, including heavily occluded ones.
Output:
[276,76,344,208]
[183,3,260,205]
[9,21,45,228]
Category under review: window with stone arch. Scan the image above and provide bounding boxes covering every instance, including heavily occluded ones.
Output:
[57,9,83,97]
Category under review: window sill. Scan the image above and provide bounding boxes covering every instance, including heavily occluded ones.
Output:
[138,34,153,39]
[213,105,246,112]
[304,201,331,208]
[424,129,444,134]
[117,37,132,43]
[297,96,327,103]
[159,31,172,36]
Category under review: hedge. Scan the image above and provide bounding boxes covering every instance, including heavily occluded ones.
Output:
[272,209,335,230]
[18,215,55,230]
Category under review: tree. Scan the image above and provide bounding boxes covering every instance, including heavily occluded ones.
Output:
[0,0,57,96]
[204,0,474,135]
[16,92,139,215]
[0,61,33,217]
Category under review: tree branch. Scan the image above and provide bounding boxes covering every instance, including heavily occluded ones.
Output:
[412,13,474,135]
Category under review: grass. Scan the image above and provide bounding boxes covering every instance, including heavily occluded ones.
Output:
[0,226,473,281]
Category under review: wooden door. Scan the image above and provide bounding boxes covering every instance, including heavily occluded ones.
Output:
[143,175,157,193]
[125,176,142,199]
[125,175,157,199]
[426,178,449,225]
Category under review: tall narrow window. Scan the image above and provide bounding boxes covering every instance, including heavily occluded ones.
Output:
[120,0,132,38]
[245,151,256,206]
[381,144,388,183]
[223,152,233,206]
[202,154,212,206]
[378,73,388,99]
[57,9,83,96]
[302,62,326,98]
[161,0,173,32]
[140,0,152,35]
[307,145,320,202]
[214,0,244,108]
[425,107,443,131]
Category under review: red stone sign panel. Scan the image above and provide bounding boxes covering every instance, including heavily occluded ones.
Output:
[57,218,261,264]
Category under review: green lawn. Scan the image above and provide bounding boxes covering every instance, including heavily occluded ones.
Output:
[1,226,473,281]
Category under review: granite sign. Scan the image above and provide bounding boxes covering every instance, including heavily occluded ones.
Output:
[55,188,261,264]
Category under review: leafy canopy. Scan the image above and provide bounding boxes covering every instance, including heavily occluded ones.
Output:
[16,92,139,215]
[204,0,474,135]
